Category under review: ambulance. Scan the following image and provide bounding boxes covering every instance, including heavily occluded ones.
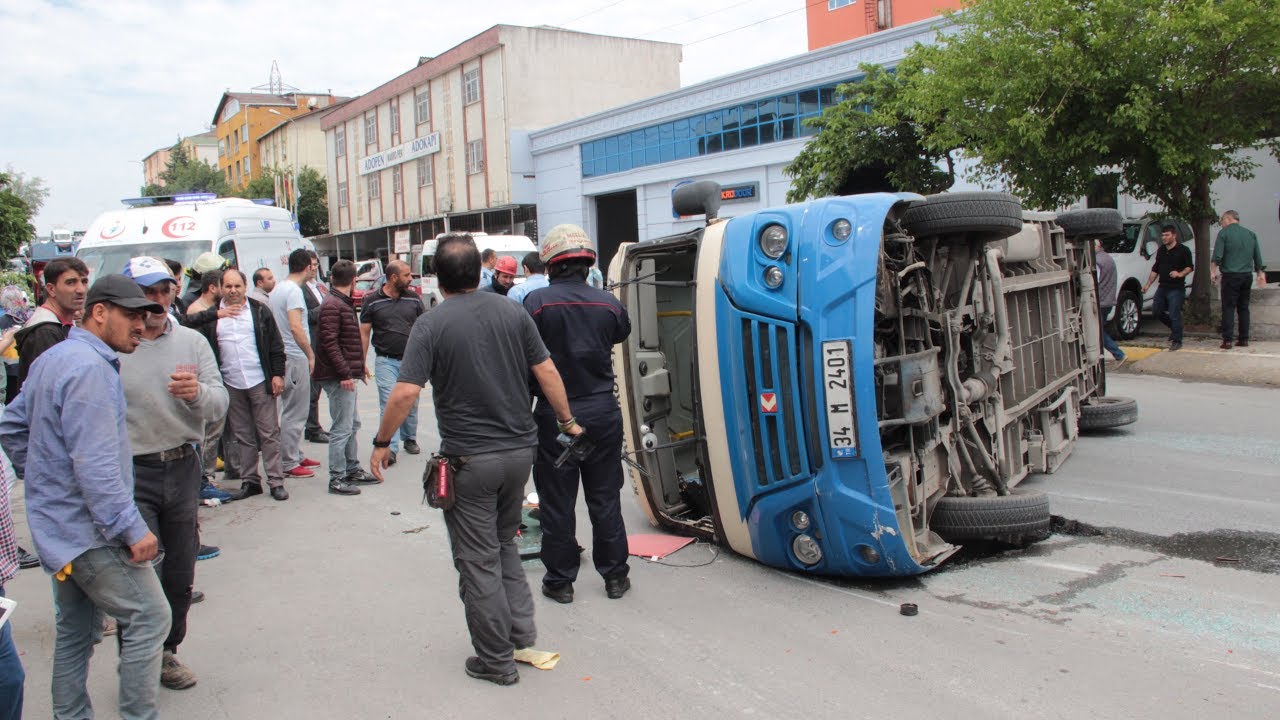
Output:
[76,193,313,291]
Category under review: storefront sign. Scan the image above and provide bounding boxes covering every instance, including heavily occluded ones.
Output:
[360,133,441,175]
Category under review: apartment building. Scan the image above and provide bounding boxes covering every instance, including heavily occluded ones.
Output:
[807,0,961,49]
[318,24,681,259]
[258,100,350,209]
[140,131,220,188]
[211,91,343,189]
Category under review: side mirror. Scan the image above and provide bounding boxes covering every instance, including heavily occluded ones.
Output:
[1143,239,1159,258]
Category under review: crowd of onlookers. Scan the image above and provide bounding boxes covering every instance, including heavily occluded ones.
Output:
[1,225,633,716]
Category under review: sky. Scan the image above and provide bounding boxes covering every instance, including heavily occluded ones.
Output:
[0,0,810,234]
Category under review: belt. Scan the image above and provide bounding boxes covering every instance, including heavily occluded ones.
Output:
[134,444,195,464]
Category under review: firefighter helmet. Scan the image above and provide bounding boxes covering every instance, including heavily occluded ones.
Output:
[540,224,596,266]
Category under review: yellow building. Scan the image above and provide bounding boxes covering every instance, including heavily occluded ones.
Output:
[211,92,341,188]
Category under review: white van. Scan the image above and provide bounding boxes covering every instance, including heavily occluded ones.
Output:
[77,194,313,293]
[415,232,537,307]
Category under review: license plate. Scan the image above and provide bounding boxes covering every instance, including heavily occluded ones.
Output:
[821,340,858,459]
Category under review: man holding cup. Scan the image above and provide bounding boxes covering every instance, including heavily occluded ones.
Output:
[118,258,229,690]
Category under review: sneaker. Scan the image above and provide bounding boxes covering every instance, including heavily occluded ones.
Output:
[199,480,233,503]
[344,469,380,484]
[161,650,198,690]
[196,544,221,561]
[464,656,519,686]
[328,479,361,496]
[299,457,321,468]
[1169,342,1182,352]
[403,439,421,455]
[286,466,315,478]
[17,546,40,569]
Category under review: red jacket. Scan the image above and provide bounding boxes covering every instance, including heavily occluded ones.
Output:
[312,290,365,381]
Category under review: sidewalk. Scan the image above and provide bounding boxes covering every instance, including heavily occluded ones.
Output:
[1110,334,1280,387]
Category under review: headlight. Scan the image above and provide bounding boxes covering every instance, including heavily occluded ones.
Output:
[792,534,822,566]
[791,510,811,531]
[763,265,784,289]
[832,219,852,242]
[759,224,788,259]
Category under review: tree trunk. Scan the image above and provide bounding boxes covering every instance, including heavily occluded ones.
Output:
[1186,175,1214,322]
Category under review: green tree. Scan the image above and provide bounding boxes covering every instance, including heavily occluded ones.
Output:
[0,173,36,262]
[3,164,49,216]
[238,166,276,200]
[144,141,231,196]
[786,59,956,202]
[295,167,328,237]
[790,0,1280,313]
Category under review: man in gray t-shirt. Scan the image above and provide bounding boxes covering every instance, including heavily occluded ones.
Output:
[268,249,319,477]
[370,233,580,687]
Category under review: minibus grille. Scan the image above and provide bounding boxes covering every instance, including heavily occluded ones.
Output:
[741,317,809,487]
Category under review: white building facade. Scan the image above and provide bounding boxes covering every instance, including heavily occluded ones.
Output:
[318,24,681,260]
[529,18,948,270]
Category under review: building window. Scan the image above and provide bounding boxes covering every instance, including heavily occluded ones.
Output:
[367,174,381,200]
[364,113,377,145]
[233,133,239,154]
[417,156,433,187]
[415,88,430,125]
[390,102,401,142]
[335,125,346,156]
[226,168,232,182]
[466,139,485,174]
[392,166,402,195]
[243,155,250,174]
[828,0,855,8]
[241,124,249,142]
[337,181,348,207]
[580,80,848,178]
[218,139,225,157]
[462,68,481,105]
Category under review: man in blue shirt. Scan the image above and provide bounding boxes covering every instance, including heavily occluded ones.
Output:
[506,252,548,305]
[0,274,171,720]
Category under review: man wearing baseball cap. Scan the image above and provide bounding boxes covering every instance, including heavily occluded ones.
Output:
[479,255,518,296]
[118,258,229,689]
[0,274,172,720]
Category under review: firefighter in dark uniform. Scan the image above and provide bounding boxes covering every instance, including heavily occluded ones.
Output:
[523,224,632,604]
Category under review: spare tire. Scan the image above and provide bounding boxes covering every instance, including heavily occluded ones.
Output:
[1079,396,1138,430]
[901,192,1024,240]
[930,489,1050,541]
[1056,208,1123,238]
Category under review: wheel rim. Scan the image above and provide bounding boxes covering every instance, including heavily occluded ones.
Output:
[1121,299,1139,335]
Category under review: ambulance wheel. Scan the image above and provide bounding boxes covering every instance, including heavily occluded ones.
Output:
[902,192,1024,241]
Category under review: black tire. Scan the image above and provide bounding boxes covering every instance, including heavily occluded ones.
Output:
[930,489,1050,541]
[1113,289,1142,340]
[901,192,1024,241]
[1056,208,1123,238]
[1079,396,1138,430]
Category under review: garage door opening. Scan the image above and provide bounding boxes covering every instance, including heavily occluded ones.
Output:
[593,190,638,273]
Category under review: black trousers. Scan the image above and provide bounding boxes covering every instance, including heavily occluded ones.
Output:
[305,375,324,436]
[533,394,629,587]
[1220,272,1253,342]
[132,450,201,653]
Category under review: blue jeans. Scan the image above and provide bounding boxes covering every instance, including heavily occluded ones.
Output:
[0,586,23,720]
[1152,286,1185,343]
[374,355,418,452]
[321,380,361,480]
[1100,306,1124,360]
[51,546,170,720]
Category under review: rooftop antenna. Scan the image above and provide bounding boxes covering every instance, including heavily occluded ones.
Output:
[252,61,299,96]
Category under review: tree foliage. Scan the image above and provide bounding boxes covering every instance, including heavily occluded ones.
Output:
[3,164,49,216]
[295,167,328,238]
[0,173,36,262]
[788,0,1280,310]
[786,59,956,202]
[143,141,230,197]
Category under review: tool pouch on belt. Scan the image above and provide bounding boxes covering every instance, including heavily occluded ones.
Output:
[422,453,466,510]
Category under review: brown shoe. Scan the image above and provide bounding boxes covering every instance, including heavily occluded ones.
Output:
[161,650,197,689]
[1220,340,1233,349]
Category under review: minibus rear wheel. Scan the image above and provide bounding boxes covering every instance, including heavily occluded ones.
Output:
[901,191,1024,240]
[929,488,1051,542]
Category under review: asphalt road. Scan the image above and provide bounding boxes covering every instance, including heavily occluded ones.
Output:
[5,375,1279,719]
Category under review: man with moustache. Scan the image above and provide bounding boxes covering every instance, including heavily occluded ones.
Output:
[15,256,89,389]
[360,260,423,463]
[0,275,170,720]
[118,258,228,689]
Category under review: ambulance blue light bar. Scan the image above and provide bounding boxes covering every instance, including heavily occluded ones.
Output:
[120,193,218,208]
[250,198,276,206]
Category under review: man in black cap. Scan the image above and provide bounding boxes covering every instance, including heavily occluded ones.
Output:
[0,274,171,720]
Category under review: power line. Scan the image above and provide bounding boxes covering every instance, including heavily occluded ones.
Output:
[685,0,829,48]
[637,0,765,40]
[559,0,631,27]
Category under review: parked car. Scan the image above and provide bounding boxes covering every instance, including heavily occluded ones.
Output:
[351,277,378,309]
[610,183,1137,578]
